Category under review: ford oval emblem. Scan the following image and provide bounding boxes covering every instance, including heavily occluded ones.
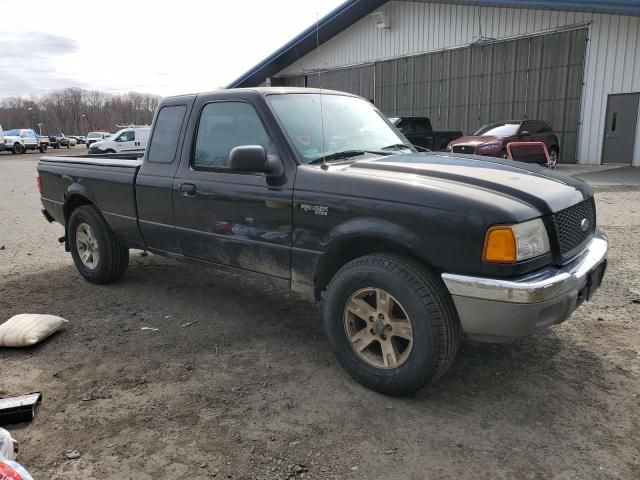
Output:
[580,218,590,231]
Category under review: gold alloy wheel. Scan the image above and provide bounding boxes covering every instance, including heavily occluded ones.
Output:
[76,222,100,270]
[343,288,414,369]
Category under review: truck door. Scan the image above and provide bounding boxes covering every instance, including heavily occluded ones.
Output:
[172,94,294,279]
[137,102,191,254]
[22,130,38,149]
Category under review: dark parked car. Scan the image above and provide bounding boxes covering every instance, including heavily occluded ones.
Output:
[48,133,70,149]
[447,120,560,166]
[390,116,462,151]
[37,88,606,395]
[69,136,86,145]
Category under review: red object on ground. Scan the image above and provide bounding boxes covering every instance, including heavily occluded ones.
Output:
[507,141,554,169]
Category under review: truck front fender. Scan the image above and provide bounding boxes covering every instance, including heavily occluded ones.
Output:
[309,217,434,298]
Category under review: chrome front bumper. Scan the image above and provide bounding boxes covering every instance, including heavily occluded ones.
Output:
[442,231,608,342]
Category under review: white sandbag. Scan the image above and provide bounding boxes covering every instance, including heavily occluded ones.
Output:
[0,314,68,347]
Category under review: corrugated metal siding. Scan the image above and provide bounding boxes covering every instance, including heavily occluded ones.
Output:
[370,29,586,161]
[275,1,640,165]
[306,64,376,100]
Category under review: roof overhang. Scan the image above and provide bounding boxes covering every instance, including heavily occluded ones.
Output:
[411,0,640,16]
[227,0,640,88]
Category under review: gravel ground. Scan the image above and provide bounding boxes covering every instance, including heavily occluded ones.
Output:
[0,153,639,479]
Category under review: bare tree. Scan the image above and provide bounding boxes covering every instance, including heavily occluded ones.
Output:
[0,88,161,135]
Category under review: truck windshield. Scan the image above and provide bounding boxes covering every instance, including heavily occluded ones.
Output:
[267,94,414,164]
[87,132,102,138]
[474,122,521,137]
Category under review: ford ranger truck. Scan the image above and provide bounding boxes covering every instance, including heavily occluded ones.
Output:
[37,88,607,395]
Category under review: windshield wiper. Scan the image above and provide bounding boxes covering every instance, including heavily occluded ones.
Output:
[307,149,390,165]
[381,143,429,152]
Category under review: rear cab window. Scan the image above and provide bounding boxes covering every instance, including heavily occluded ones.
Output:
[147,105,187,163]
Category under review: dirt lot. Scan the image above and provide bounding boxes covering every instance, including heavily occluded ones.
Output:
[1,153,639,479]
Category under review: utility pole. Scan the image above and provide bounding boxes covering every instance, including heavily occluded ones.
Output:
[37,123,44,136]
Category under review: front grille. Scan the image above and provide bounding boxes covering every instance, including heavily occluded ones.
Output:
[553,197,596,258]
[452,145,475,154]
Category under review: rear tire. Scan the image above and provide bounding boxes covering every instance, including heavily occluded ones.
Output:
[39,144,47,153]
[323,254,460,396]
[105,149,115,154]
[68,205,129,284]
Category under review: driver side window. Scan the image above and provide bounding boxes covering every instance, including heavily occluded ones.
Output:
[192,101,270,170]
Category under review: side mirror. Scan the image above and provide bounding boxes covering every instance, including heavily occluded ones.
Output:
[228,145,285,179]
[519,130,530,137]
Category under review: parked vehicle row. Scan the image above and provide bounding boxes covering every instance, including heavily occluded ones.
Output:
[390,116,561,167]
[447,120,560,167]
[0,126,124,154]
[37,87,606,395]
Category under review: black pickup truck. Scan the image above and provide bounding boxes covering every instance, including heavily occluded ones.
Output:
[37,88,607,395]
[390,116,463,151]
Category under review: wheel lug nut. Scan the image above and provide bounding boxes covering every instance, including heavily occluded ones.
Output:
[369,316,374,322]
[380,334,387,340]
[370,329,374,335]
[386,324,392,331]
[378,314,384,320]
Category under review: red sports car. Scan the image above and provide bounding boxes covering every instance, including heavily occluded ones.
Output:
[447,120,560,166]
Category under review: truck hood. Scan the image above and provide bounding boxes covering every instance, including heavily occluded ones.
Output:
[448,135,501,146]
[343,152,591,217]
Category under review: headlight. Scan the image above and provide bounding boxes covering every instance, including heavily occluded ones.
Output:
[483,218,550,263]
[476,141,502,152]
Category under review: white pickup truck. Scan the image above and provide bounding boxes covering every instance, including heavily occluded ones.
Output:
[1,127,48,154]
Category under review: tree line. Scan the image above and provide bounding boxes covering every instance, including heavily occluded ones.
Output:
[0,88,161,136]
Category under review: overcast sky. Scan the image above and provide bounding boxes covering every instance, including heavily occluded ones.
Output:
[0,0,344,99]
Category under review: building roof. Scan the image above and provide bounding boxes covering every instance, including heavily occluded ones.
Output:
[227,0,640,88]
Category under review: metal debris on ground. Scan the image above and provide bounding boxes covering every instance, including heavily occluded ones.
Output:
[140,327,159,331]
[180,320,200,328]
[65,450,81,460]
[0,393,42,426]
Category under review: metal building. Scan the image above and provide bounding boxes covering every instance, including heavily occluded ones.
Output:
[229,0,640,166]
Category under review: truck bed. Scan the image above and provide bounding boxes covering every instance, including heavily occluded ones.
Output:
[38,154,145,249]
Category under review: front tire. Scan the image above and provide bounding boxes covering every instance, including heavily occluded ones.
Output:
[12,143,23,154]
[548,147,559,169]
[39,144,48,153]
[323,254,460,395]
[68,205,129,284]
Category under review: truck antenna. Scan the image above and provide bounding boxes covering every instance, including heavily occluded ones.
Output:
[316,13,328,170]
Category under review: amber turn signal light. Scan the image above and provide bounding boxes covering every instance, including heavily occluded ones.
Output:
[483,226,517,263]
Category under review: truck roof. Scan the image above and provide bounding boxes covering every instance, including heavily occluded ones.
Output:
[163,86,361,102]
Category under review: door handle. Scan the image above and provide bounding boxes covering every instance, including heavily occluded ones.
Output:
[179,183,196,196]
